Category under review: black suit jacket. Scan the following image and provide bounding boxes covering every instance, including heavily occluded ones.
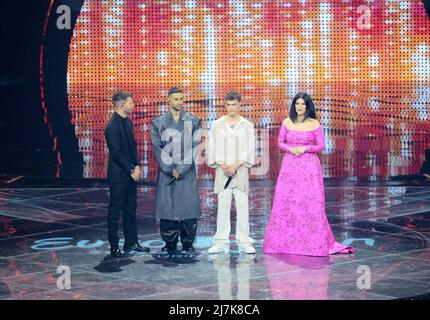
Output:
[105,112,138,183]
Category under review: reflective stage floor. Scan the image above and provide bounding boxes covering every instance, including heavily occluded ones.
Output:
[1,179,430,300]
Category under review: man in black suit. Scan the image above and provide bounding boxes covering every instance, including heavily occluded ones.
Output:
[105,91,149,258]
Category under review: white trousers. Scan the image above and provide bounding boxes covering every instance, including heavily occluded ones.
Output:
[213,187,252,245]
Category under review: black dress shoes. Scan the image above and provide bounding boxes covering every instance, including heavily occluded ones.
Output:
[110,246,122,258]
[123,242,150,253]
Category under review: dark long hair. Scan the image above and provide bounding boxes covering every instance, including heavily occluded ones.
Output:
[288,92,317,123]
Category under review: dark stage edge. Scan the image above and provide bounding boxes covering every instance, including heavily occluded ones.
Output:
[0,176,430,300]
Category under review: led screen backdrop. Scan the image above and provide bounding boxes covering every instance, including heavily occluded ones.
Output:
[66,0,430,180]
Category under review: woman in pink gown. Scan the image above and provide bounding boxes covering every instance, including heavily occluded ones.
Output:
[263,93,354,256]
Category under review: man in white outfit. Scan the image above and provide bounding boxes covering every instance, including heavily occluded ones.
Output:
[207,91,256,254]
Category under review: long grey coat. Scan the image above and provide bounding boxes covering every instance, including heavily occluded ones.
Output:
[150,109,202,221]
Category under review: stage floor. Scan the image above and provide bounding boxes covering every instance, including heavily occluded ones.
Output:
[1,180,430,300]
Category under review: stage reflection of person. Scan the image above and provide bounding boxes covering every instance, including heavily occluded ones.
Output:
[209,253,255,300]
[263,254,334,300]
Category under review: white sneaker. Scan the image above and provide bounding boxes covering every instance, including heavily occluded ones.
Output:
[208,244,229,254]
[238,244,256,254]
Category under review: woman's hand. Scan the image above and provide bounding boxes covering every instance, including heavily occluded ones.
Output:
[295,146,306,156]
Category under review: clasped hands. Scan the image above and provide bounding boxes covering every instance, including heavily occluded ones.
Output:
[288,146,306,156]
[131,165,141,181]
[172,169,182,179]
[219,162,241,177]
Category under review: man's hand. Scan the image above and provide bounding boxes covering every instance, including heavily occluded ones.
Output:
[131,166,141,181]
[216,162,226,169]
[224,163,239,177]
[217,162,230,176]
[172,169,181,179]
[223,167,234,177]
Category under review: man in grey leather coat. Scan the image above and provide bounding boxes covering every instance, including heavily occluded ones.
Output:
[150,87,202,256]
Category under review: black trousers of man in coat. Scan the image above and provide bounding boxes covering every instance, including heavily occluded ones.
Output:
[160,218,197,251]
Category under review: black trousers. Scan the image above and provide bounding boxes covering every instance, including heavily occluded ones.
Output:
[160,218,197,250]
[107,180,138,247]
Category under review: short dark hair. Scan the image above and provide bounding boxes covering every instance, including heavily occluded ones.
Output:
[224,91,241,102]
[112,91,132,108]
[168,87,183,96]
[289,92,317,123]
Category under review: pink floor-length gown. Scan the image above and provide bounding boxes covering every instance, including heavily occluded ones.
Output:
[263,123,354,256]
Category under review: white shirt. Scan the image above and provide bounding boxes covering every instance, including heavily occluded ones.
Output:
[207,116,255,194]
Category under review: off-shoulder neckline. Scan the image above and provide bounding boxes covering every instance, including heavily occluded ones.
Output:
[281,122,322,132]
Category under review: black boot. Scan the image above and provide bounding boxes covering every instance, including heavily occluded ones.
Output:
[160,246,178,257]
[161,245,177,253]
[110,246,122,258]
[124,242,150,253]
[181,246,197,256]
[180,218,197,255]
